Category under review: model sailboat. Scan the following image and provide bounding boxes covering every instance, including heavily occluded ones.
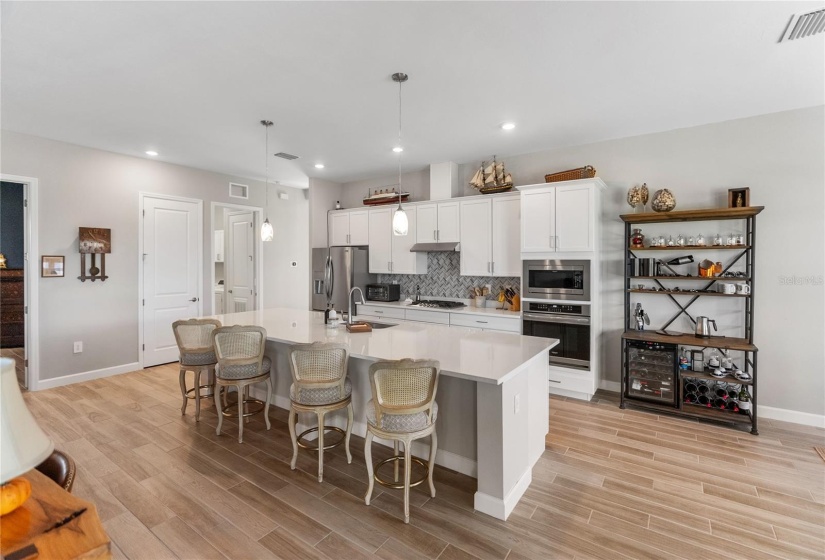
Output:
[470,156,513,194]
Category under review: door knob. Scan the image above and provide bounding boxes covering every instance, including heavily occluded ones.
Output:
[189,297,198,302]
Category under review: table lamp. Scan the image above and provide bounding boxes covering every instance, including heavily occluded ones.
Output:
[0,357,54,515]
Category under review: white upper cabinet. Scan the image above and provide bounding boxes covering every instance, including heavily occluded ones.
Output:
[518,179,603,254]
[460,199,493,276]
[368,208,392,273]
[368,206,427,274]
[491,195,521,276]
[415,201,460,243]
[328,209,369,246]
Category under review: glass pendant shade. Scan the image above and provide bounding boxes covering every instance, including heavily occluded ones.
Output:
[392,207,408,236]
[260,218,274,242]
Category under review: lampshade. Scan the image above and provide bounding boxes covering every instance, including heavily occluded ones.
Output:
[392,207,408,236]
[0,358,54,484]
[260,218,274,242]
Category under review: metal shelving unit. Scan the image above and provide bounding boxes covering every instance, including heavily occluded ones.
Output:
[620,206,764,434]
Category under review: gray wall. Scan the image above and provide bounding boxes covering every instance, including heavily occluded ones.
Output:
[0,181,25,269]
[340,168,430,209]
[0,131,309,381]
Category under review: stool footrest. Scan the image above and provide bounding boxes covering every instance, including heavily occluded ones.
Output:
[220,397,265,418]
[374,455,428,489]
[185,385,215,399]
[296,426,346,451]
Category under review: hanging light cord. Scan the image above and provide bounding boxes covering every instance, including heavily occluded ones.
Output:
[397,77,402,209]
[265,123,269,212]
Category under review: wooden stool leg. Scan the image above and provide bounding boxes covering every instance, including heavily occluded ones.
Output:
[403,439,412,524]
[264,379,272,430]
[179,368,188,415]
[364,431,375,505]
[288,408,299,470]
[393,441,400,483]
[428,431,437,498]
[316,411,326,482]
[215,386,224,436]
[345,402,353,464]
[194,369,202,422]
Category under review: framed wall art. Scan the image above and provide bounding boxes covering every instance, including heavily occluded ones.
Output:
[41,255,65,278]
[728,187,750,208]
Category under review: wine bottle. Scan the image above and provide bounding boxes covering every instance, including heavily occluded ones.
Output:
[324,304,330,325]
[666,255,694,266]
[738,386,751,414]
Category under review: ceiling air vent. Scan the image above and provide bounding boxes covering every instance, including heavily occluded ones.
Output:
[273,152,299,161]
[780,8,825,41]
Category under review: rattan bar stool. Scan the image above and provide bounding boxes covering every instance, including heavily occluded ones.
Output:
[212,325,272,443]
[364,359,440,523]
[287,342,353,482]
[172,318,222,421]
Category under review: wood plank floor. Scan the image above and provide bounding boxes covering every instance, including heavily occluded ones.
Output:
[23,364,825,560]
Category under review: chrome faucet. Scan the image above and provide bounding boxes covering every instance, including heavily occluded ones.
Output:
[348,287,365,325]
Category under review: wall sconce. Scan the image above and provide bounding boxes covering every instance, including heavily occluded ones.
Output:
[78,227,111,282]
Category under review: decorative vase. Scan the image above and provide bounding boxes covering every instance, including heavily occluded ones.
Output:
[651,189,676,212]
[630,228,645,248]
[639,183,649,211]
[626,186,641,211]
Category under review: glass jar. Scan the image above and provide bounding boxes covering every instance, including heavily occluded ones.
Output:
[666,235,675,247]
[713,233,723,246]
[696,234,706,246]
[677,234,686,246]
[630,228,645,248]
[687,236,695,246]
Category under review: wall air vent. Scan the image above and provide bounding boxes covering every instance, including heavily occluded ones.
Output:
[273,152,300,160]
[780,8,825,41]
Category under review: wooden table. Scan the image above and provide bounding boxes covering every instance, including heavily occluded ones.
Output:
[0,470,110,560]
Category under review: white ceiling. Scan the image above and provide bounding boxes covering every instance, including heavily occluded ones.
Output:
[2,2,823,188]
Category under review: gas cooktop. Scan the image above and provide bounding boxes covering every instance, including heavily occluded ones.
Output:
[411,300,466,309]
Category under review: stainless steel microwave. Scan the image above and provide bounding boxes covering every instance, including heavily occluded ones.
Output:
[523,259,590,301]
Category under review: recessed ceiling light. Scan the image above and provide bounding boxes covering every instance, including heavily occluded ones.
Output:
[145,150,158,156]
[314,163,325,169]
[392,146,403,153]
[501,123,516,131]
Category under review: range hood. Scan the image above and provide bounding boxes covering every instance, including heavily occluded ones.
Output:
[410,242,460,252]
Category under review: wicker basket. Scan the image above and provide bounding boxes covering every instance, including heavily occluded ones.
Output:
[544,165,596,183]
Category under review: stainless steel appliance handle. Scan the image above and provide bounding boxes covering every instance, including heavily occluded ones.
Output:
[324,256,333,301]
[523,312,590,325]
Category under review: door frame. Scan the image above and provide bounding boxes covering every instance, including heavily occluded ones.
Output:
[138,192,204,369]
[1,174,39,390]
[209,201,264,315]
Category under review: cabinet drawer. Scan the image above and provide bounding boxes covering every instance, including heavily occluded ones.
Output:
[548,368,594,395]
[449,314,520,333]
[404,309,450,325]
[356,305,405,319]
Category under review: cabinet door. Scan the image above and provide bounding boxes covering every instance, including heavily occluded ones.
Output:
[416,204,438,244]
[368,208,392,274]
[459,199,492,276]
[349,210,369,245]
[392,206,426,274]
[328,212,350,246]
[214,230,224,262]
[491,196,521,276]
[437,201,460,242]
[555,185,593,252]
[521,189,555,252]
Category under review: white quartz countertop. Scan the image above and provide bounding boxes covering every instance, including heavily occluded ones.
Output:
[210,308,554,385]
[358,300,521,319]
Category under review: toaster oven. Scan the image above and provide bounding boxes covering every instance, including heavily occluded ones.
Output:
[365,283,401,302]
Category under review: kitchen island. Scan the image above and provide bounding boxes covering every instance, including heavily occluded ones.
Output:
[210,307,556,520]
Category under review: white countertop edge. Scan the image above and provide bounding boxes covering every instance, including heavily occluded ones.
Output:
[358,300,521,319]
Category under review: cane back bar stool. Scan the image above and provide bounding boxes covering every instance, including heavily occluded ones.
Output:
[211,325,272,443]
[172,318,222,421]
[364,359,440,523]
[287,342,353,482]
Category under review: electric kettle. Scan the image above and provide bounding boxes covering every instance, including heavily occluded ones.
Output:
[695,316,717,338]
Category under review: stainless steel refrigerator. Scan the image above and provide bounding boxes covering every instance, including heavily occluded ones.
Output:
[311,247,375,313]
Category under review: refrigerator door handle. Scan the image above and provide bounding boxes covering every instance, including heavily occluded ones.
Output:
[324,256,334,302]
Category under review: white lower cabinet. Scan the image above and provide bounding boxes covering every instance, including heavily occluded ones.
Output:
[449,314,520,333]
[356,305,405,320]
[405,309,450,325]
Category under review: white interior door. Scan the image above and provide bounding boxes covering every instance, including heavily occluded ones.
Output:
[143,196,202,367]
[226,210,256,313]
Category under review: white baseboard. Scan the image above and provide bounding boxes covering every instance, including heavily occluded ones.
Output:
[549,387,593,401]
[34,362,141,391]
[599,380,621,392]
[759,405,825,429]
[474,468,532,521]
[252,389,478,477]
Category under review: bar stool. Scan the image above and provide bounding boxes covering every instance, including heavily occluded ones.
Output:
[364,359,439,523]
[287,342,353,482]
[172,318,222,421]
[212,325,273,443]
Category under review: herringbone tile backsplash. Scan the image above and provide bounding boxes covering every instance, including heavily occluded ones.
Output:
[378,252,520,300]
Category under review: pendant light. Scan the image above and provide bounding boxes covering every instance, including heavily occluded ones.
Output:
[391,72,409,236]
[260,119,275,242]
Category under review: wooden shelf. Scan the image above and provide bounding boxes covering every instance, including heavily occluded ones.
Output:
[629,245,749,251]
[621,206,764,224]
[627,289,750,298]
[631,276,751,281]
[623,330,757,352]
[623,397,753,427]
[680,369,753,386]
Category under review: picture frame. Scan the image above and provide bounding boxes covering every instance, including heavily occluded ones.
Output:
[728,187,750,208]
[41,255,65,278]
